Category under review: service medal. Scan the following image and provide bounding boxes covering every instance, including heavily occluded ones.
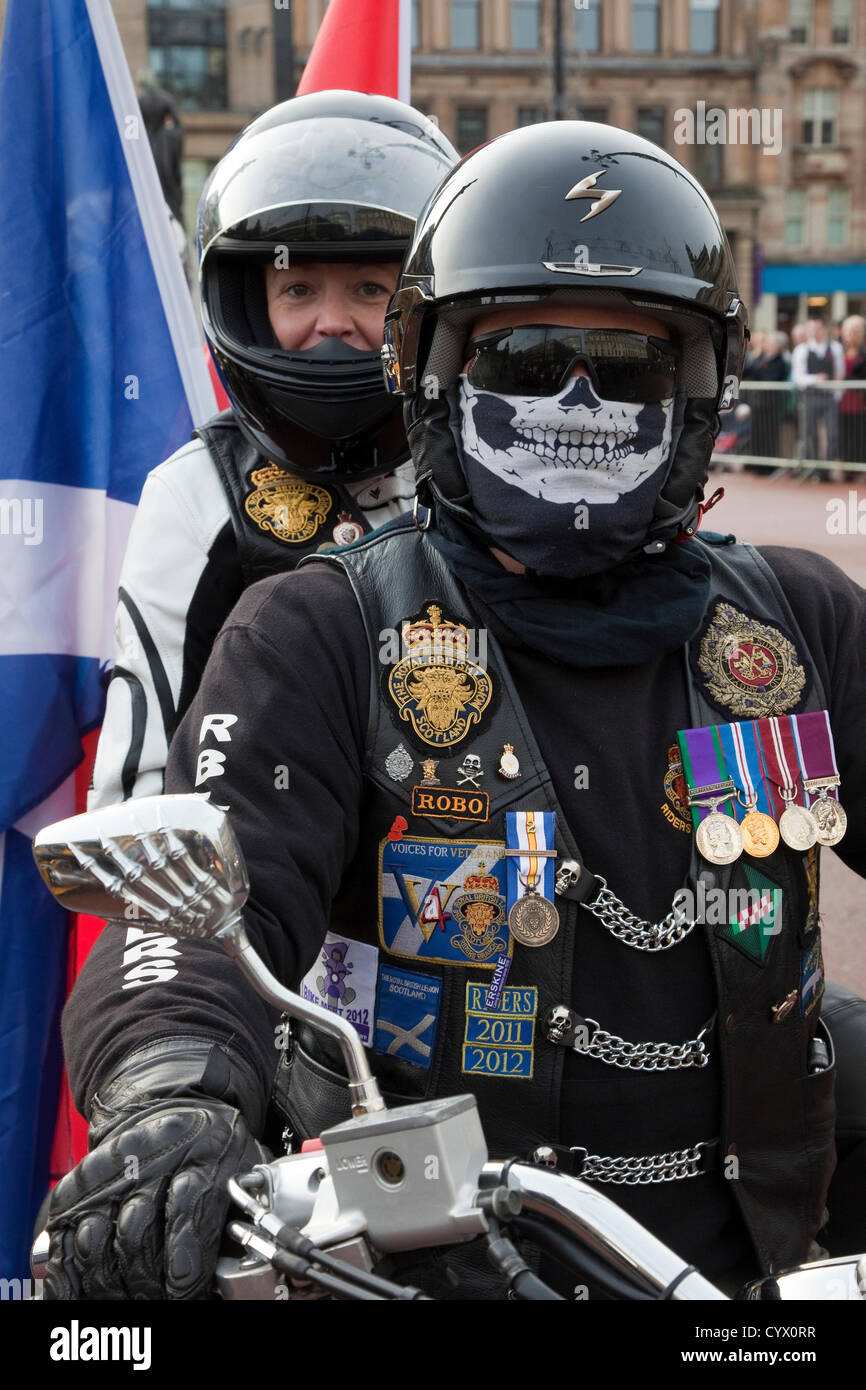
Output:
[508,887,560,948]
[798,714,847,847]
[778,804,819,851]
[696,811,744,865]
[739,809,780,859]
[810,792,847,847]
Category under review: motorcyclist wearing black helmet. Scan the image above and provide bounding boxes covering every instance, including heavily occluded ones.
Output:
[51,119,866,1300]
[89,89,458,808]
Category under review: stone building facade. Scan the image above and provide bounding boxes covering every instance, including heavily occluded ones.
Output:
[1,1,863,328]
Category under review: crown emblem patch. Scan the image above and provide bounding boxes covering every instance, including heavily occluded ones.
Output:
[387,604,493,749]
[243,464,332,544]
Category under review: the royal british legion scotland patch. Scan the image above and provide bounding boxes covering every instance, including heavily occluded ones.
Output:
[386,604,493,750]
[244,464,332,544]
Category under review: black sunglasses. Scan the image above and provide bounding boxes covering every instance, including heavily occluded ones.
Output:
[463,325,680,404]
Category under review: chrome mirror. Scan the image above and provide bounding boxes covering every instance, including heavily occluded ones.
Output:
[32,795,384,1115]
[739,1253,866,1301]
[32,794,247,940]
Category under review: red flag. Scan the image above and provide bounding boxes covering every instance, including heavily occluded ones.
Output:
[297,0,411,102]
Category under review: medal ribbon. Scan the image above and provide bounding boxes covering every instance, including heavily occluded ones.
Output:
[756,716,804,817]
[790,710,840,807]
[677,725,734,830]
[505,810,556,908]
[717,720,775,818]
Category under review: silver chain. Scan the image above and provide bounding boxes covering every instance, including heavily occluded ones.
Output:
[581,875,699,952]
[575,1019,710,1071]
[573,1142,709,1185]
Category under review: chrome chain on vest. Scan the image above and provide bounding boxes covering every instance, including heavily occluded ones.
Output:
[581,875,700,952]
[576,1019,710,1071]
[572,1141,710,1185]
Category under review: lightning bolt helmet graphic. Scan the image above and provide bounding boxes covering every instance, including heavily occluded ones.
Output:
[564,170,622,222]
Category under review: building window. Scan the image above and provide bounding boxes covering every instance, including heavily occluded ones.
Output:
[574,0,601,52]
[802,89,838,146]
[412,0,421,49]
[147,2,227,111]
[693,143,723,189]
[576,104,609,124]
[784,189,806,246]
[690,0,719,53]
[456,107,488,154]
[827,188,849,246]
[636,106,665,147]
[517,106,547,126]
[451,0,481,50]
[512,0,540,50]
[832,0,851,44]
[789,0,812,44]
[633,0,660,53]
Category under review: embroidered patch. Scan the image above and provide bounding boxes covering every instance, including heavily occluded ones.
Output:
[244,464,332,544]
[386,604,493,750]
[660,741,692,834]
[299,933,378,1046]
[373,965,442,1070]
[801,937,824,1016]
[380,835,508,968]
[720,864,783,964]
[410,785,490,822]
[693,599,808,719]
[461,981,537,1080]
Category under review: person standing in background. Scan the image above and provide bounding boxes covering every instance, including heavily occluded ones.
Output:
[839,315,866,466]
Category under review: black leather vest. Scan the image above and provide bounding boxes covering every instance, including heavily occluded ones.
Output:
[282,524,834,1277]
[195,412,371,586]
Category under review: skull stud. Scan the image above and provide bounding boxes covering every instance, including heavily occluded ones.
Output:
[546,1005,575,1046]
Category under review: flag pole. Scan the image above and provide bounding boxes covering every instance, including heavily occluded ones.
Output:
[399,0,411,103]
[83,0,217,426]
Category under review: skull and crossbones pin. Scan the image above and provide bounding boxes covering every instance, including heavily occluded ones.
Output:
[456,754,484,788]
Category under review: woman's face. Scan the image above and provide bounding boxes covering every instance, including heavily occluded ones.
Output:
[264,260,400,351]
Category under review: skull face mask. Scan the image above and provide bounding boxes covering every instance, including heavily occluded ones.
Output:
[457,374,675,578]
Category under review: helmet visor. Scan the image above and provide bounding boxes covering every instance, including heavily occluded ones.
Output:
[200,117,448,255]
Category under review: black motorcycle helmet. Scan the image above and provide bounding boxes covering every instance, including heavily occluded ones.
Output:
[382,120,748,546]
[199,90,458,482]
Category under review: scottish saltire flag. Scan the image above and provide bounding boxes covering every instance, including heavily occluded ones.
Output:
[0,0,215,1277]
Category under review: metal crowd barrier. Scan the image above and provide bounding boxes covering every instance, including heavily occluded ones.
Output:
[711,378,866,475]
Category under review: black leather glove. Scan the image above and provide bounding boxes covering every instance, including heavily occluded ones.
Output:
[44,1037,269,1300]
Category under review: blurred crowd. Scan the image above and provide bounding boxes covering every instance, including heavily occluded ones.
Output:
[715,315,866,473]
